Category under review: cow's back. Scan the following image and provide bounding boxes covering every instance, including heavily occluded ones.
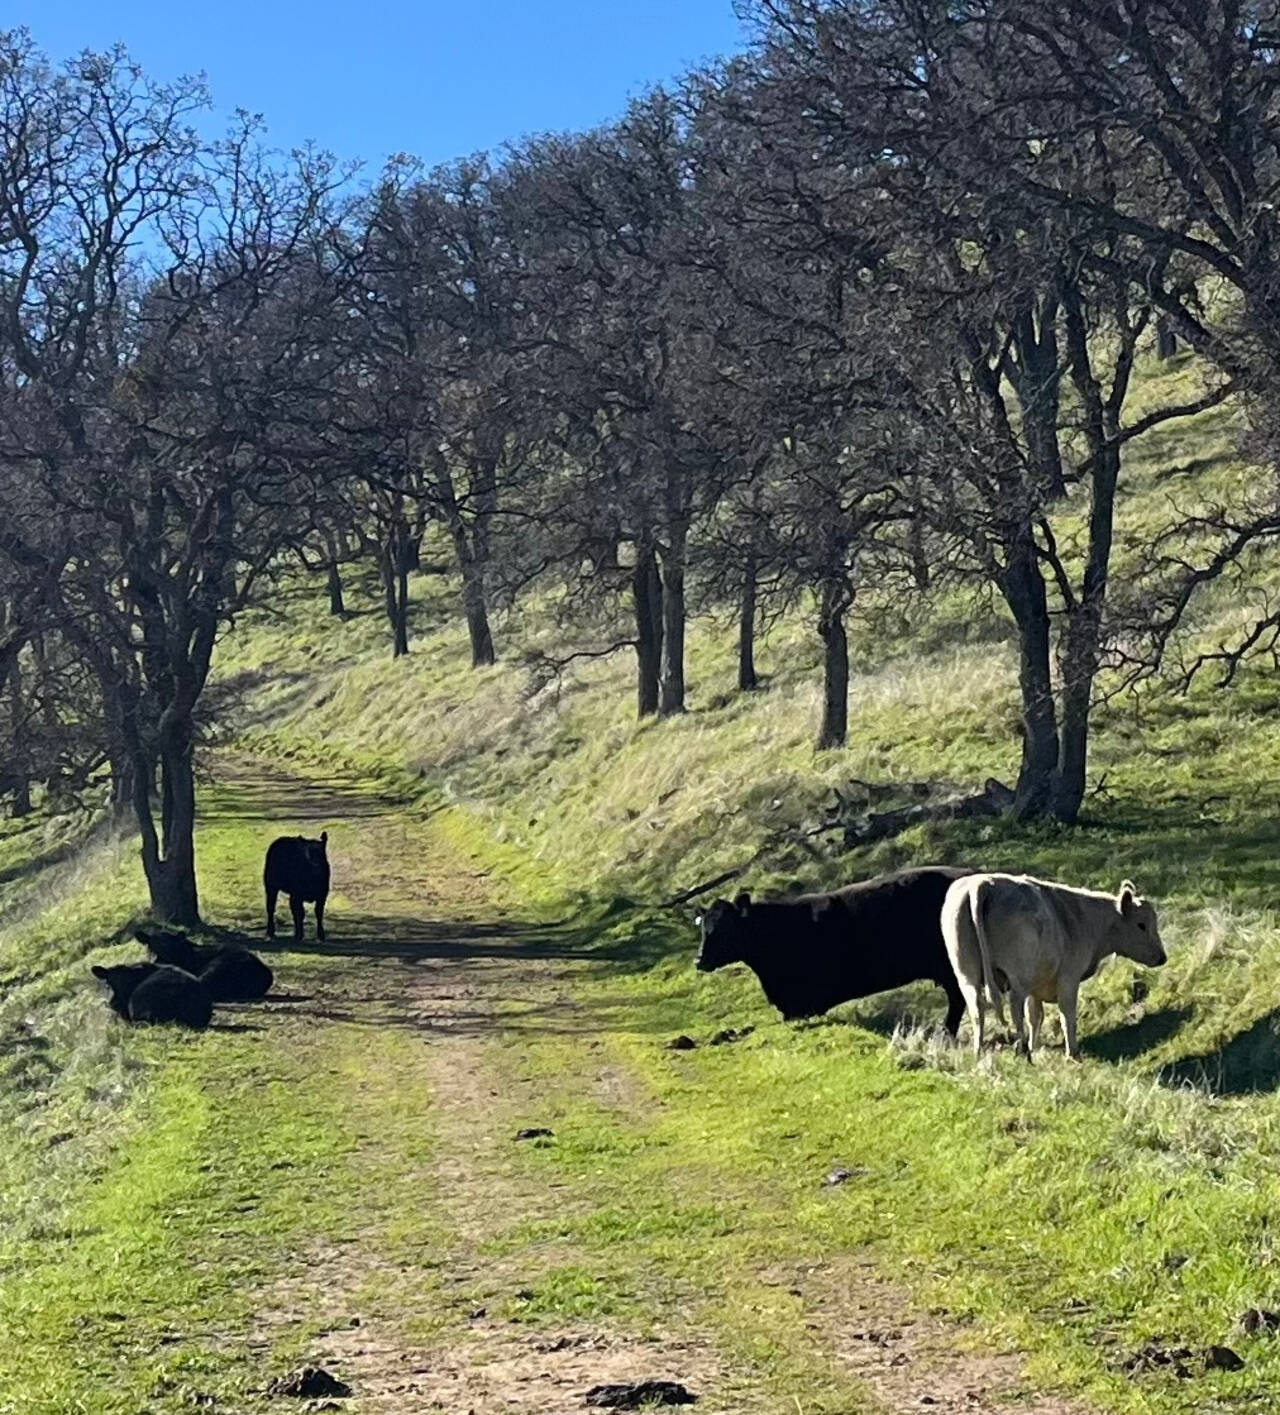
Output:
[746,866,969,1015]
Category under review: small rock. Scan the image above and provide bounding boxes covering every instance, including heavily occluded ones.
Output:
[824,1167,853,1187]
[585,1381,697,1409]
[267,1366,352,1399]
[666,1035,697,1051]
[709,1026,754,1046]
[1240,1307,1280,1335]
[1204,1344,1245,1372]
[515,1127,554,1140]
[468,1306,487,1320]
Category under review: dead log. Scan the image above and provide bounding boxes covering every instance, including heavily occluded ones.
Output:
[836,777,1014,848]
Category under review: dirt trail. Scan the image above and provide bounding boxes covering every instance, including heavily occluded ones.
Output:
[232,760,1089,1415]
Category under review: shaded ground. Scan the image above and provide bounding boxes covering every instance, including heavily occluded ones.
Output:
[191,757,1094,1415]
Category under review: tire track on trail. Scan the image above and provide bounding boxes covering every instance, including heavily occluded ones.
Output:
[230,758,1092,1415]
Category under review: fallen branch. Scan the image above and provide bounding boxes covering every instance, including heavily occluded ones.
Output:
[663,863,751,909]
[834,777,1014,848]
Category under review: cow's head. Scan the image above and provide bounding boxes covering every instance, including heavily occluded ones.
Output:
[1113,881,1166,967]
[694,892,752,971]
[91,961,157,1014]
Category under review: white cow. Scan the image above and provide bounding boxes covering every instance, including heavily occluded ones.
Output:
[941,873,1166,1059]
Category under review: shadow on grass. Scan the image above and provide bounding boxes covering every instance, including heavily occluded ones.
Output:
[1160,1009,1280,1095]
[1081,1007,1194,1063]
[200,769,409,824]
[206,905,682,975]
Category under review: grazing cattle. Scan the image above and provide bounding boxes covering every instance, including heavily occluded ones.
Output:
[92,962,213,1030]
[695,866,973,1034]
[264,832,330,942]
[136,927,274,1001]
[941,873,1166,1060]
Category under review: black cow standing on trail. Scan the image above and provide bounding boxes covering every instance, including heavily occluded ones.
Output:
[695,866,973,1035]
[264,831,330,941]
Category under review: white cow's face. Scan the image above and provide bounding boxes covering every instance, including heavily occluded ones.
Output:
[1114,882,1166,967]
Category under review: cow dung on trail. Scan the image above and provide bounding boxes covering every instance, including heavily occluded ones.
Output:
[665,1034,697,1050]
[266,1366,352,1398]
[584,1380,698,1408]
[515,1126,554,1140]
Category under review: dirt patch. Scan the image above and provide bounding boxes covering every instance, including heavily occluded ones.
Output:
[231,759,1098,1415]
[783,1256,1091,1415]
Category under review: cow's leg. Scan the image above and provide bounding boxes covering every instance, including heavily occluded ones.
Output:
[1028,997,1045,1052]
[265,886,278,938]
[315,892,327,942]
[940,976,965,1038]
[969,989,986,1058]
[1008,989,1031,1060]
[1058,979,1081,1060]
[290,893,305,942]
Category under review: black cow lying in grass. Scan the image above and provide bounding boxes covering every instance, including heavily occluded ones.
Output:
[695,866,973,1035]
[92,962,213,1029]
[264,831,330,941]
[136,926,274,1001]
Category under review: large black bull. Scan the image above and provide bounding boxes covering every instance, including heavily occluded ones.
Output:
[264,831,330,941]
[695,866,972,1034]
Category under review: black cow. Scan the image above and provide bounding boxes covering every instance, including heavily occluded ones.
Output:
[264,831,330,941]
[200,948,274,1002]
[92,962,213,1030]
[136,927,274,1001]
[695,866,973,1035]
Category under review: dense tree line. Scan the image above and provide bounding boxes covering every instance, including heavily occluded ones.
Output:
[1,5,1277,921]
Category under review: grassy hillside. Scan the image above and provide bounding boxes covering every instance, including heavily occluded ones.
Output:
[8,345,1280,1411]
[215,345,1280,1077]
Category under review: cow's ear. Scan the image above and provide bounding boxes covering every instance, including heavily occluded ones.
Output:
[733,891,752,915]
[91,965,108,980]
[1118,881,1139,915]
[320,831,328,846]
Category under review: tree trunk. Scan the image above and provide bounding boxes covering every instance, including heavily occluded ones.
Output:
[461,563,496,667]
[1052,455,1120,824]
[816,578,850,750]
[633,541,664,718]
[7,654,31,817]
[326,560,345,617]
[143,722,200,926]
[450,520,496,668]
[1001,539,1059,820]
[109,753,134,822]
[381,528,409,658]
[1011,300,1066,500]
[738,554,758,691]
[658,522,687,716]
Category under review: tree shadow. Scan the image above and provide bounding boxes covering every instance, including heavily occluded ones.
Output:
[1160,1009,1280,1096]
[199,771,406,823]
[1081,1007,1194,1063]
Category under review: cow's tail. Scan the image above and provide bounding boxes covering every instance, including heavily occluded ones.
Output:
[969,879,1007,1025]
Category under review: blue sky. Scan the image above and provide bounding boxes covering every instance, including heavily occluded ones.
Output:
[17,2,748,173]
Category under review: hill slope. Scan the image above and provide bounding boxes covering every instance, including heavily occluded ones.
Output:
[5,347,1280,1411]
